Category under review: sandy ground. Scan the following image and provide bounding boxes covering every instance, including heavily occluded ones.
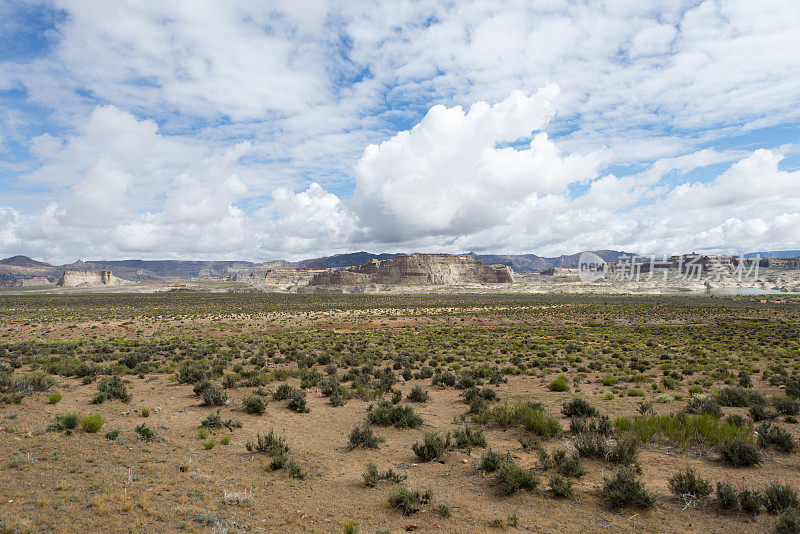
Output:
[2,294,799,533]
[2,373,790,533]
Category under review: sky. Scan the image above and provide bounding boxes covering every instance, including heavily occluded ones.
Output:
[1,0,799,263]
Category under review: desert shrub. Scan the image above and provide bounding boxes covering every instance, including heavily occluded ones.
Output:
[198,427,210,439]
[282,456,309,478]
[714,482,739,512]
[407,385,430,403]
[474,401,559,437]
[135,423,155,441]
[366,400,422,428]
[273,384,294,401]
[452,426,486,449]
[739,488,765,516]
[286,459,306,479]
[570,416,613,436]
[177,361,208,384]
[412,432,450,462]
[362,462,406,487]
[433,371,456,387]
[200,410,222,430]
[601,466,656,509]
[1,392,23,404]
[562,397,597,418]
[220,434,231,445]
[468,396,487,414]
[774,510,800,534]
[287,390,309,413]
[725,414,748,427]
[141,407,150,417]
[717,437,761,466]
[299,369,321,389]
[606,436,640,466]
[200,384,227,406]
[347,425,383,450]
[480,387,499,401]
[269,452,287,470]
[552,449,585,478]
[574,433,638,466]
[751,404,778,422]
[95,375,131,403]
[246,430,289,455]
[497,460,539,495]
[50,413,80,432]
[203,439,215,450]
[104,429,119,440]
[14,371,55,393]
[549,474,573,498]
[193,380,212,397]
[758,423,797,452]
[715,386,766,408]
[601,376,618,386]
[787,379,800,399]
[519,434,542,453]
[80,414,104,433]
[222,374,240,389]
[523,408,561,437]
[200,410,241,431]
[330,391,347,406]
[548,376,570,392]
[668,467,712,499]
[242,394,267,414]
[637,401,654,415]
[390,390,402,404]
[319,376,341,397]
[574,432,608,459]
[462,386,497,404]
[684,396,722,418]
[738,370,753,388]
[48,392,62,404]
[774,396,800,415]
[388,487,433,515]
[480,448,509,472]
[764,483,799,514]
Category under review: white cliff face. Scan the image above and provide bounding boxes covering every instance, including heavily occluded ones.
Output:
[57,270,125,287]
[310,254,513,286]
[15,277,53,287]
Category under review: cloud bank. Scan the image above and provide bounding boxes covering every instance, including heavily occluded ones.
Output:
[1,1,799,262]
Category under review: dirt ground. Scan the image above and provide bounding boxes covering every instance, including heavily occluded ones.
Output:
[2,293,799,533]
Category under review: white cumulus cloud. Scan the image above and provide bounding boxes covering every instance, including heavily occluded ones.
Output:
[351,86,605,242]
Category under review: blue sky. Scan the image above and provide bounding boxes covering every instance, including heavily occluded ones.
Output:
[1,0,799,262]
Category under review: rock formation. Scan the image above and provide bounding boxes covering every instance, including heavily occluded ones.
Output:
[234,269,324,286]
[57,270,125,287]
[14,276,53,287]
[309,254,513,286]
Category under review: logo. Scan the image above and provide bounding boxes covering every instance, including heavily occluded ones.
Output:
[578,251,607,283]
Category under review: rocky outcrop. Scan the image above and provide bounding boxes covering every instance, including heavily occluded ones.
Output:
[310,254,513,286]
[235,269,324,286]
[14,276,53,287]
[768,258,800,270]
[58,270,125,287]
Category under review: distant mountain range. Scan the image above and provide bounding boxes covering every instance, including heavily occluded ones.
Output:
[296,252,400,269]
[1,249,798,283]
[0,255,51,268]
[745,250,800,258]
[469,250,637,271]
